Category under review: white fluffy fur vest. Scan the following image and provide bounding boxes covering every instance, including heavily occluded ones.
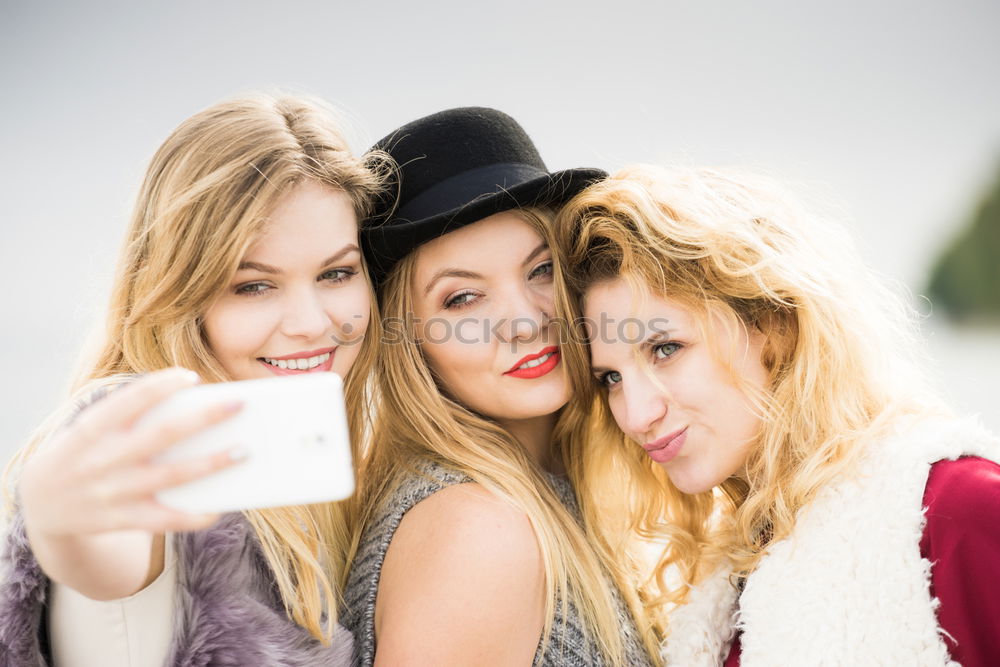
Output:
[661,417,1000,667]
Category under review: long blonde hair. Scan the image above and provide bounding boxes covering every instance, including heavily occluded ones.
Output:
[4,93,388,641]
[553,164,941,630]
[347,207,660,665]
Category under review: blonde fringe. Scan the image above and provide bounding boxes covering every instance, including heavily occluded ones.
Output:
[3,93,389,643]
[553,164,943,635]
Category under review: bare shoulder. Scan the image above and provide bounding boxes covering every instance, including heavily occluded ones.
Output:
[374,482,544,666]
[389,481,540,557]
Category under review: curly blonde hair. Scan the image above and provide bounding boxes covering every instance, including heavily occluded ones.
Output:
[552,164,942,633]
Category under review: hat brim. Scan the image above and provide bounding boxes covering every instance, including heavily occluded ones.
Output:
[364,166,605,285]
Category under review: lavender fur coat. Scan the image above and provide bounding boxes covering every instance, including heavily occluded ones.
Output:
[0,510,354,666]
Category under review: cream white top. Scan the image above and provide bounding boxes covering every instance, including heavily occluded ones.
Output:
[48,535,175,667]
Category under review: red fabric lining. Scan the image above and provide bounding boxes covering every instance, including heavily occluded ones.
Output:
[724,456,1000,666]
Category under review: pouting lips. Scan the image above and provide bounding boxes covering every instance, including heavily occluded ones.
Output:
[642,427,687,464]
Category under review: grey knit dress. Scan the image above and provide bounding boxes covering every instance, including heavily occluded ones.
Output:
[341,459,653,666]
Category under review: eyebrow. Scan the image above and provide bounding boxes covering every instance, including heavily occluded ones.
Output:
[639,326,673,352]
[237,244,360,274]
[590,363,612,376]
[422,242,550,296]
[589,326,673,375]
[523,242,548,266]
[422,269,482,296]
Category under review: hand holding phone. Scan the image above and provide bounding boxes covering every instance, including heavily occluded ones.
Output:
[145,372,355,514]
[17,368,243,600]
[19,368,241,538]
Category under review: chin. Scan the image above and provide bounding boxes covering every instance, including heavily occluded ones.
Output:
[524,386,569,417]
[486,389,568,422]
[672,480,714,495]
[509,376,568,405]
[665,463,724,496]
[512,404,566,421]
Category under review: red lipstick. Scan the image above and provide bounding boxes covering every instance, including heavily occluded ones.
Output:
[504,346,560,379]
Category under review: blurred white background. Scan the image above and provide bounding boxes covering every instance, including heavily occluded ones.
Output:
[2,0,999,467]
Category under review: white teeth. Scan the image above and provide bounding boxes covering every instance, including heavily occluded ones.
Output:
[518,351,554,370]
[262,352,331,370]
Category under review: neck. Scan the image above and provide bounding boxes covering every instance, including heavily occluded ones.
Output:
[496,412,563,474]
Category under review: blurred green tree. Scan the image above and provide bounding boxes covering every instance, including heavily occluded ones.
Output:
[927,163,1000,322]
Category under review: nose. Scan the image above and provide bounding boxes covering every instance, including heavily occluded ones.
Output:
[497,284,552,345]
[279,286,332,340]
[617,368,668,440]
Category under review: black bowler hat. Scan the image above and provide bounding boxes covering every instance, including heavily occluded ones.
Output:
[361,107,606,286]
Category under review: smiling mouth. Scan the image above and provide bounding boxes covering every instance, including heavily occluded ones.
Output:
[503,346,561,379]
[259,351,332,371]
[506,346,559,373]
[516,350,555,370]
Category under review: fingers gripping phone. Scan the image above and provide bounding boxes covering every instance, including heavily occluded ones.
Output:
[143,373,355,514]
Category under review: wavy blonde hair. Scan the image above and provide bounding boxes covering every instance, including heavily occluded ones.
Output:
[552,164,941,632]
[4,93,389,641]
[346,207,660,666]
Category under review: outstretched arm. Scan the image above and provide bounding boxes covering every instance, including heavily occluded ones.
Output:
[18,368,242,601]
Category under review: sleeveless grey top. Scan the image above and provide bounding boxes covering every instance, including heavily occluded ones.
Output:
[341,459,653,666]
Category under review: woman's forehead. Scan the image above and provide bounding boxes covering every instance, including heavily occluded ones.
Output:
[412,213,545,279]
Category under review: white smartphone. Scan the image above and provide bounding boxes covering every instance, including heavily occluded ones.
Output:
[142,373,355,514]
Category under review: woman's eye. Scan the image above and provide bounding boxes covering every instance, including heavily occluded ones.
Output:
[598,370,622,388]
[529,261,553,280]
[321,268,355,283]
[653,342,682,360]
[444,291,479,309]
[235,282,271,296]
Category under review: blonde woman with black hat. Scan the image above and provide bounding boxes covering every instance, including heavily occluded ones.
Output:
[341,108,659,666]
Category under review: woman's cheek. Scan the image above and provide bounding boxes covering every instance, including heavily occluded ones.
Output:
[606,393,627,436]
[531,280,556,313]
[203,299,244,358]
[201,299,270,380]
[230,302,276,354]
[332,282,371,342]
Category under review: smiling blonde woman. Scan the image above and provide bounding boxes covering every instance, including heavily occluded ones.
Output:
[1,94,386,666]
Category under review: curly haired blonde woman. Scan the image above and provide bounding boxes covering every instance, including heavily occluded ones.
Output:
[553,165,1000,666]
[0,94,386,666]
